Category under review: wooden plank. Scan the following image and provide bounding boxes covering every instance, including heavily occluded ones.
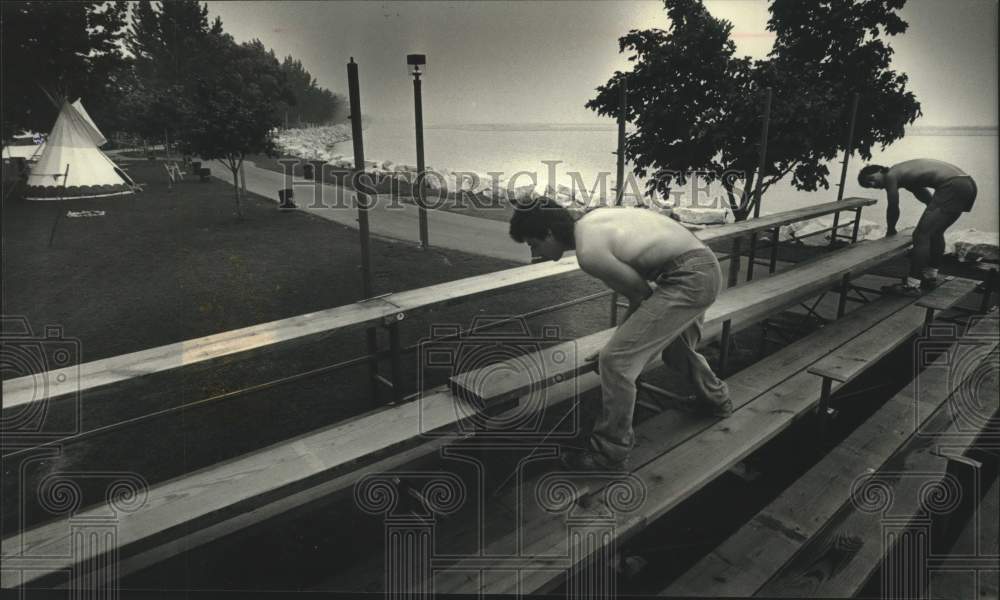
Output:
[0,368,602,589]
[451,231,913,403]
[928,475,999,600]
[916,276,978,311]
[665,311,999,597]
[414,295,913,593]
[694,197,875,246]
[435,297,963,595]
[1,296,403,411]
[323,294,918,594]
[808,278,979,383]
[2,199,876,410]
[757,350,999,597]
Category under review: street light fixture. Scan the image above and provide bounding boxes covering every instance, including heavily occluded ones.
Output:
[408,53,429,248]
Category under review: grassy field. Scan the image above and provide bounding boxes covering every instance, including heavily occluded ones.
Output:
[1,159,615,532]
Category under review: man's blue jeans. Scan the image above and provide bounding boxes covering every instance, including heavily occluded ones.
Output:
[590,247,730,464]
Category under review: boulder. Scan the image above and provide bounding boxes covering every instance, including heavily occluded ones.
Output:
[673,205,733,225]
[784,215,882,246]
[946,229,1000,262]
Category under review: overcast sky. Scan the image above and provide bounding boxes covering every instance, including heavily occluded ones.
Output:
[204,0,999,128]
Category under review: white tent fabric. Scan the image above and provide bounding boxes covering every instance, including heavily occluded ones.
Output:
[71,98,107,147]
[2,142,45,160]
[25,100,132,200]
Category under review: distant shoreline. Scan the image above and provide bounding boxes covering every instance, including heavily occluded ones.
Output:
[424,123,998,136]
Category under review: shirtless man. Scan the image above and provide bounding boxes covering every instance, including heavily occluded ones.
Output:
[858,159,977,296]
[508,198,731,471]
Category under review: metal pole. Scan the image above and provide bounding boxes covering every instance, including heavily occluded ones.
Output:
[752,87,772,220]
[413,73,429,248]
[347,57,380,403]
[610,76,628,325]
[614,76,627,207]
[745,88,773,282]
[830,92,860,246]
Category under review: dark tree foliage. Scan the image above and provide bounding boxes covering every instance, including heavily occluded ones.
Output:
[125,0,222,142]
[586,0,921,219]
[1,0,129,138]
[178,36,294,218]
[280,56,348,127]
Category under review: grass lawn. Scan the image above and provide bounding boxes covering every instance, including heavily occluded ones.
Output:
[1,159,614,532]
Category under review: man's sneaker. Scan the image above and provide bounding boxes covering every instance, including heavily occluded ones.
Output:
[881,282,922,297]
[560,448,627,472]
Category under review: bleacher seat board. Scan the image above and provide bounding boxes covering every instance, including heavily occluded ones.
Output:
[665,310,998,597]
[427,283,979,596]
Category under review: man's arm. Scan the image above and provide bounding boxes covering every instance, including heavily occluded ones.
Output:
[908,186,933,206]
[579,252,652,321]
[884,176,900,235]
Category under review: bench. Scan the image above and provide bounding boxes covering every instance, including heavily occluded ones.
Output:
[450,230,913,405]
[0,216,897,590]
[1,197,876,413]
[318,286,934,592]
[664,308,998,597]
[427,279,981,596]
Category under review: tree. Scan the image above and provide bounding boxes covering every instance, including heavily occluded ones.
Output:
[1,1,129,138]
[178,35,293,218]
[280,55,348,127]
[125,0,221,146]
[586,0,921,219]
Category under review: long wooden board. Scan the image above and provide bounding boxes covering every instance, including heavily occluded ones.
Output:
[808,278,979,383]
[451,230,913,403]
[757,351,999,596]
[2,198,875,410]
[311,294,921,593]
[665,310,998,596]
[433,279,974,596]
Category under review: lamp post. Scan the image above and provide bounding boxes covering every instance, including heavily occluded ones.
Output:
[408,53,429,248]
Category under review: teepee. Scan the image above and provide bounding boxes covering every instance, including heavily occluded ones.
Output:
[25,100,134,200]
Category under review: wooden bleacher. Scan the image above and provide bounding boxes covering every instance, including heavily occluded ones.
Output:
[665,309,998,597]
[450,228,911,403]
[4,198,909,590]
[1,197,875,412]
[425,280,982,596]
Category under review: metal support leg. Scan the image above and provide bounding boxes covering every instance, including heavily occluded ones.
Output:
[931,452,982,554]
[851,207,862,243]
[817,376,835,438]
[728,238,742,288]
[769,227,780,274]
[387,318,405,405]
[837,274,850,318]
[829,210,841,247]
[366,326,379,403]
[719,320,732,377]
[746,233,758,282]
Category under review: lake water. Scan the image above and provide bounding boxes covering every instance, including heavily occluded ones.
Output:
[333,126,998,233]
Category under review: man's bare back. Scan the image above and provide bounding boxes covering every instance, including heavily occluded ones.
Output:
[574,207,706,280]
[888,158,968,191]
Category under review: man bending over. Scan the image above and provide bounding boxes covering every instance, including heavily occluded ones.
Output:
[858,159,977,296]
[509,199,731,471]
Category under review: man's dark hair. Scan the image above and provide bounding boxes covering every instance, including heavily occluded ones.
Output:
[508,197,576,248]
[857,164,889,186]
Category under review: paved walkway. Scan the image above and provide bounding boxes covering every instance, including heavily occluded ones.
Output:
[213,159,530,264]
